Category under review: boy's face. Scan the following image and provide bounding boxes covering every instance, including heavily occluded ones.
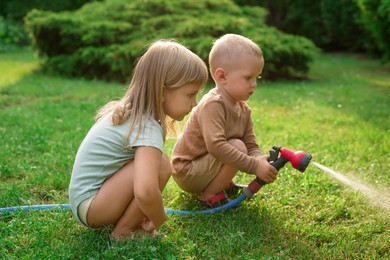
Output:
[221,54,264,102]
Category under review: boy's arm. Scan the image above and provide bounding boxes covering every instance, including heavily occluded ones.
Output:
[242,109,263,157]
[133,146,166,229]
[199,100,259,174]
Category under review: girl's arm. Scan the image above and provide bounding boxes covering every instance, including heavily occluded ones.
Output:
[133,146,166,230]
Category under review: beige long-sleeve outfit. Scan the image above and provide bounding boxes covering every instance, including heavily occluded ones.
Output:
[171,86,262,194]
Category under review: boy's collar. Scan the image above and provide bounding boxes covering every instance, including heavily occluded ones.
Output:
[215,85,238,105]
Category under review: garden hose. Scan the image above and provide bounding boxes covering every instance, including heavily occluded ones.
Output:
[0,194,247,216]
[0,146,311,216]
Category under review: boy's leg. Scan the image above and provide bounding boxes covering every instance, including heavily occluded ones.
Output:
[198,139,247,201]
[172,154,223,194]
[86,153,171,234]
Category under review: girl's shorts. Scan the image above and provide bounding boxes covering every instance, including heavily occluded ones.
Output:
[172,153,223,194]
[77,195,95,227]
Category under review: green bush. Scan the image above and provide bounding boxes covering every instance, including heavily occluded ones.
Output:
[25,0,319,82]
[0,17,30,49]
[357,0,390,61]
[0,0,97,22]
[234,0,372,52]
[320,0,369,51]
[234,0,328,47]
[0,0,98,48]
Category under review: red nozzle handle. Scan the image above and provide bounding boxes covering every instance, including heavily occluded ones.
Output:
[245,178,266,196]
[244,146,312,197]
[247,154,288,194]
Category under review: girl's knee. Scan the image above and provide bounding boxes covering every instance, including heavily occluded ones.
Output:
[228,139,248,154]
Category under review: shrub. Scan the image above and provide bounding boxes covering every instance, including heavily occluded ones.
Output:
[25,0,319,82]
[234,0,371,52]
[0,17,30,49]
[320,0,370,51]
[357,0,390,61]
[0,0,98,48]
[0,0,97,22]
[234,0,328,47]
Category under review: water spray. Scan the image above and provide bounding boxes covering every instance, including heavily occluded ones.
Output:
[0,146,312,215]
[312,161,390,213]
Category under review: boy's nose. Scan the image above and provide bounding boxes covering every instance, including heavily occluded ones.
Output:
[251,80,257,89]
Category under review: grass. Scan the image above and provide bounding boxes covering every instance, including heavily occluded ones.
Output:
[0,48,389,259]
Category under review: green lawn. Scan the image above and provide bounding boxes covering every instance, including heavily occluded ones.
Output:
[0,49,389,259]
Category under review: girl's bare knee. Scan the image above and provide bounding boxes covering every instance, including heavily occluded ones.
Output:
[228,139,248,154]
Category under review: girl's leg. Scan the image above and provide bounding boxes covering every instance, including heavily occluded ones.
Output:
[111,153,171,239]
[86,153,171,233]
[198,139,247,201]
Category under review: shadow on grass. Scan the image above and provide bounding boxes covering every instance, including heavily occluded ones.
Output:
[63,206,306,258]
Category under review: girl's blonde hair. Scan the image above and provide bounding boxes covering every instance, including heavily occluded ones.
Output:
[209,34,263,81]
[96,39,208,144]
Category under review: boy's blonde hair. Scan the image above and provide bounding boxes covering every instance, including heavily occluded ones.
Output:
[96,39,208,143]
[208,34,263,80]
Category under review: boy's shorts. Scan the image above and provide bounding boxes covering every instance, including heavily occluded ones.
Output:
[78,195,95,228]
[172,153,223,194]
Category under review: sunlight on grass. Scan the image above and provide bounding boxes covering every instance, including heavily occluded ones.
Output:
[368,78,390,89]
[0,62,38,88]
[0,50,39,89]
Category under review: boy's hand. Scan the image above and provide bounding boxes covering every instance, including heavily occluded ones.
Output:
[255,155,278,183]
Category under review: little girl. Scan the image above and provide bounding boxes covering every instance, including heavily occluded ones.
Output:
[69,40,208,240]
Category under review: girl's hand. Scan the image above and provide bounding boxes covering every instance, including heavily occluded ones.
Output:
[255,155,278,183]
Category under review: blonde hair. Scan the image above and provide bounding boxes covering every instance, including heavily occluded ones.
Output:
[96,39,208,144]
[209,34,263,80]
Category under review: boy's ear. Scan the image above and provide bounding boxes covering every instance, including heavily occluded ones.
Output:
[214,68,227,83]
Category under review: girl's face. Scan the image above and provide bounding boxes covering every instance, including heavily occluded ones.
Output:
[163,83,202,121]
[222,54,264,102]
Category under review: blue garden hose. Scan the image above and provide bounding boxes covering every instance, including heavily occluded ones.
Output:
[0,193,248,216]
[0,204,71,213]
[165,193,247,216]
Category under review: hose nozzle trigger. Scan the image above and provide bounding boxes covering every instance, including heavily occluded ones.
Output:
[268,145,281,162]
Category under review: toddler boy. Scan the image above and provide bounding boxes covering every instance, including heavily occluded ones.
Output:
[171,34,278,207]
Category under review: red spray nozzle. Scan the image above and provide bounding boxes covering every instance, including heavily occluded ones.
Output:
[279,147,312,173]
[246,146,312,195]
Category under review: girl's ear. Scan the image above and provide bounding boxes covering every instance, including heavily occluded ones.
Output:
[214,68,227,83]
